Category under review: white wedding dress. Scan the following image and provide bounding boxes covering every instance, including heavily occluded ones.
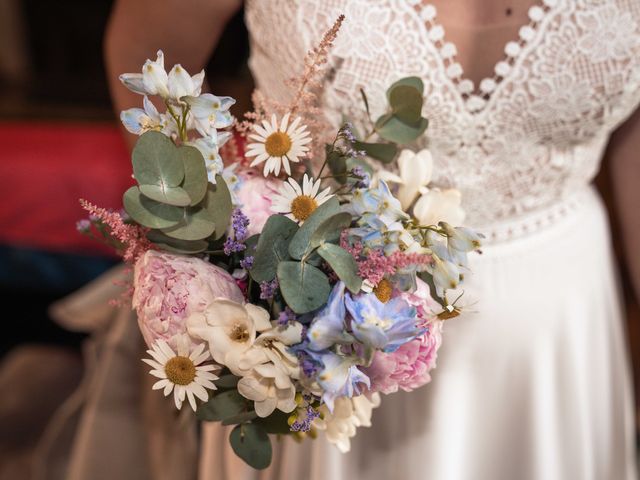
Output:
[199,1,640,479]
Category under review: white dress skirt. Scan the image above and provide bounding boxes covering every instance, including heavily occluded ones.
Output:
[199,185,636,480]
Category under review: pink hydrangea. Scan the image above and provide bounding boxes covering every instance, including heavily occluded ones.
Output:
[363,278,443,394]
[237,171,280,236]
[132,250,244,348]
[363,321,443,395]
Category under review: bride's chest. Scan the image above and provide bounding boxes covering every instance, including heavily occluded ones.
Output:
[246,0,640,150]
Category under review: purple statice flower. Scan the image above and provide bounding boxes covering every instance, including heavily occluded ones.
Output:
[290,405,321,433]
[239,255,254,270]
[277,307,296,327]
[223,209,251,255]
[76,219,91,232]
[297,350,322,378]
[351,166,371,189]
[259,278,279,300]
[339,122,356,143]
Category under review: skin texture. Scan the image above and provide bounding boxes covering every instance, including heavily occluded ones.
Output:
[104,0,640,301]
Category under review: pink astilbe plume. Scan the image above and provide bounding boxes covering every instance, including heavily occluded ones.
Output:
[79,199,152,263]
[340,232,431,286]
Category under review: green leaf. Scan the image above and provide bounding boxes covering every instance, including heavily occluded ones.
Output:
[388,85,423,124]
[214,374,240,390]
[353,140,398,164]
[146,230,208,254]
[159,205,216,241]
[417,271,447,308]
[309,212,352,248]
[222,410,259,426]
[317,243,362,293]
[180,145,208,206]
[387,76,424,96]
[375,116,429,144]
[132,131,184,189]
[360,88,371,120]
[197,390,248,422]
[229,423,272,470]
[288,197,340,260]
[208,176,233,240]
[254,410,292,434]
[250,215,298,283]
[123,186,183,229]
[139,184,192,206]
[277,261,331,314]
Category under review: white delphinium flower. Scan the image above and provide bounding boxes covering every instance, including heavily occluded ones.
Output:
[142,335,219,411]
[188,132,232,183]
[186,300,271,376]
[271,174,333,224]
[183,93,235,137]
[313,393,381,453]
[120,95,170,135]
[245,113,311,176]
[119,50,204,103]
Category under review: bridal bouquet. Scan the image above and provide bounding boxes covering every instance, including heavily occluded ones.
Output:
[79,17,481,469]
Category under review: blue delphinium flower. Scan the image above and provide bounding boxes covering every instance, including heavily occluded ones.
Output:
[345,293,422,353]
[306,282,353,351]
[316,351,370,411]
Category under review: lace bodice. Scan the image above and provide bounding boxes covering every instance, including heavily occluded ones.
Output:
[245,0,640,238]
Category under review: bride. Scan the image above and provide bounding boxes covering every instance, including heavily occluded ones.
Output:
[48,0,640,479]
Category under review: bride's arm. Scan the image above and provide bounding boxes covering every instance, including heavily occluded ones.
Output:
[608,107,640,302]
[104,0,242,145]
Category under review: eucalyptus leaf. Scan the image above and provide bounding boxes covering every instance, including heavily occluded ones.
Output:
[222,410,259,426]
[353,140,398,164]
[277,261,331,314]
[229,423,272,470]
[123,186,183,229]
[159,204,216,241]
[132,131,184,188]
[254,410,292,434]
[317,243,362,293]
[360,88,371,119]
[208,176,233,240]
[288,197,340,260]
[197,390,248,422]
[309,212,352,248]
[375,116,429,144]
[250,215,298,283]
[214,374,240,390]
[139,184,192,206]
[146,230,208,254]
[180,145,208,206]
[388,85,423,123]
[386,76,424,96]
[326,147,347,184]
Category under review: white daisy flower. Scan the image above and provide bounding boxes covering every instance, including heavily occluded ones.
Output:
[142,336,219,411]
[271,174,333,223]
[245,113,311,177]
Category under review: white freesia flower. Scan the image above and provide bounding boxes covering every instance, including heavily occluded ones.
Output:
[375,149,433,210]
[186,300,271,376]
[142,335,219,411]
[271,174,333,224]
[237,362,297,417]
[313,393,381,453]
[413,188,465,227]
[245,113,311,176]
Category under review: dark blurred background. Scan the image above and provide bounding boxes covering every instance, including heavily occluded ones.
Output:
[0,0,638,477]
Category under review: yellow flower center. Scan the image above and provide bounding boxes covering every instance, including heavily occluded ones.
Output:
[164,356,196,386]
[373,278,393,303]
[230,323,250,342]
[291,195,318,222]
[265,131,292,157]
